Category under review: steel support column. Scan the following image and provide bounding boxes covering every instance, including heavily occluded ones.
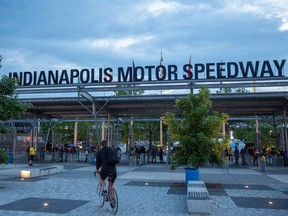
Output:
[166,127,171,165]
[160,118,163,147]
[74,118,78,145]
[284,111,288,156]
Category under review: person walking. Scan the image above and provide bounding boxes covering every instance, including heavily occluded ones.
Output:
[95,140,117,195]
[29,146,35,166]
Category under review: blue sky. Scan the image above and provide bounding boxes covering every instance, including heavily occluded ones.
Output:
[0,0,287,78]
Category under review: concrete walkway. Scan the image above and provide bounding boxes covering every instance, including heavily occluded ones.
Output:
[0,162,288,215]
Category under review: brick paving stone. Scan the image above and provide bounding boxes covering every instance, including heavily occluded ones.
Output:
[225,189,288,199]
[0,163,288,216]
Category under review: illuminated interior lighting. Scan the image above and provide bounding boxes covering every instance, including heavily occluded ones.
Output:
[268,201,273,205]
[245,186,249,188]
[145,182,149,186]
[43,203,49,206]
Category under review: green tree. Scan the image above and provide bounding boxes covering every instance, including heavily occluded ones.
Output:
[0,148,8,164]
[114,84,144,96]
[229,121,256,142]
[0,56,31,132]
[163,86,228,168]
[41,121,94,145]
[216,87,249,94]
[228,120,276,148]
[134,121,162,147]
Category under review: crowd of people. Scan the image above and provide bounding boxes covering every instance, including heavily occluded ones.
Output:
[225,145,286,166]
[29,144,99,163]
[131,145,165,164]
[26,141,286,168]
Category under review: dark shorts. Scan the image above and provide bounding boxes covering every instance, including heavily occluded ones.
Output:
[30,155,35,161]
[100,171,117,183]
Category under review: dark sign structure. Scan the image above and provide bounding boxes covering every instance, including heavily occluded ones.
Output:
[9,59,286,86]
[8,59,288,155]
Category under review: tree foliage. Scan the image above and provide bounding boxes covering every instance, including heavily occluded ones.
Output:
[228,120,276,147]
[0,76,31,121]
[0,56,32,132]
[118,120,161,148]
[114,84,144,96]
[41,121,94,145]
[216,87,249,94]
[163,86,228,168]
[0,148,8,164]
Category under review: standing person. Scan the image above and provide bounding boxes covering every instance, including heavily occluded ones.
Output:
[146,147,151,163]
[85,148,89,163]
[234,146,240,165]
[117,146,122,161]
[240,147,247,165]
[29,146,35,166]
[252,147,259,166]
[159,147,164,163]
[26,145,30,163]
[95,140,117,195]
[59,145,64,162]
[152,146,157,163]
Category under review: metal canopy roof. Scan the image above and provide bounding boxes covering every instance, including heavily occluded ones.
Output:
[19,91,288,119]
[14,77,288,120]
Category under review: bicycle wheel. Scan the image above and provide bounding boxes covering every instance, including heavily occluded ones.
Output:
[108,187,118,215]
[96,183,105,207]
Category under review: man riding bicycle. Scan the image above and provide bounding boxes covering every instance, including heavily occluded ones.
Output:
[96,140,117,195]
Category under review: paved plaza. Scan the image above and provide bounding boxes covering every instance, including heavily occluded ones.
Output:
[0,161,288,216]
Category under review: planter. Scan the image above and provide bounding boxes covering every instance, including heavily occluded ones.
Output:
[185,167,200,189]
[7,153,13,163]
[92,154,97,165]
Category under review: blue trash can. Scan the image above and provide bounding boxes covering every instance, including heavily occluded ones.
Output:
[8,153,13,163]
[92,154,96,165]
[185,168,199,189]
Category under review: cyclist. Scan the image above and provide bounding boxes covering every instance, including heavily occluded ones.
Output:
[96,140,117,195]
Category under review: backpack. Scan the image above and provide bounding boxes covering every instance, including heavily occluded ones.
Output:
[105,147,120,166]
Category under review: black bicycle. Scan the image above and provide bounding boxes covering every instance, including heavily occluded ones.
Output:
[94,171,118,215]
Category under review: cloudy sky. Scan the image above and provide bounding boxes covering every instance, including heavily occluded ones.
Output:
[0,0,287,79]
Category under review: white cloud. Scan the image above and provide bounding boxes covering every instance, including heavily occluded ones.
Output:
[81,36,154,50]
[2,49,79,71]
[280,18,288,31]
[223,0,288,31]
[145,0,190,17]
